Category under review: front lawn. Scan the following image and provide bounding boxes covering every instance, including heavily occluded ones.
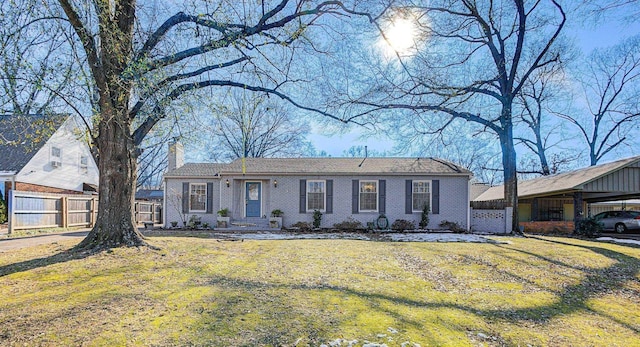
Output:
[0,236,638,346]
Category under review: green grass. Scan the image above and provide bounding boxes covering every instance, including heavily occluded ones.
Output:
[0,236,638,346]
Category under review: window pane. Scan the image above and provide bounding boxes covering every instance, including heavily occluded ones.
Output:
[360,181,377,211]
[307,181,325,210]
[413,181,430,211]
[190,184,206,211]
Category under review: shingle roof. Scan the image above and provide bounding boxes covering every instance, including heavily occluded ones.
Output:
[163,163,227,177]
[0,114,68,172]
[163,157,471,177]
[474,155,640,201]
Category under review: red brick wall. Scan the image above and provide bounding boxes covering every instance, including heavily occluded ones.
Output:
[521,221,575,234]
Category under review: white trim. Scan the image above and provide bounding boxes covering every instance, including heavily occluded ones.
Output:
[189,183,207,213]
[412,180,432,212]
[359,180,378,213]
[306,179,326,212]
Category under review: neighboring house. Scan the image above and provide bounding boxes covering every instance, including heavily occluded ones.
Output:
[163,143,473,229]
[0,114,99,200]
[474,155,640,223]
[135,188,164,204]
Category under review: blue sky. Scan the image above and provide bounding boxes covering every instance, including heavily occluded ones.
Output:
[307,8,640,158]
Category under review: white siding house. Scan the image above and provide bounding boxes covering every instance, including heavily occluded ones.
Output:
[0,115,99,198]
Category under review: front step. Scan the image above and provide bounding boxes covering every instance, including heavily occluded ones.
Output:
[227,217,276,230]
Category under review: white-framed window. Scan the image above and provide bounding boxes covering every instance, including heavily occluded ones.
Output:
[412,180,431,212]
[79,155,89,174]
[307,180,326,211]
[359,180,378,212]
[50,146,62,168]
[189,183,207,212]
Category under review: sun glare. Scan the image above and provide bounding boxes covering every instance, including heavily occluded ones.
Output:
[377,15,419,58]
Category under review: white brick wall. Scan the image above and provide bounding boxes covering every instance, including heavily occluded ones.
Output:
[165,174,471,230]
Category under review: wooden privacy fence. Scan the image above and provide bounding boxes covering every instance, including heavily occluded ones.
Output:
[7,190,162,233]
[134,201,162,225]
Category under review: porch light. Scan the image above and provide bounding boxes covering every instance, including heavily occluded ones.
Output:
[274,179,278,188]
[226,179,230,187]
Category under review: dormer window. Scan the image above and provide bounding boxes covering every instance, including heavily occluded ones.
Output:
[51,147,62,168]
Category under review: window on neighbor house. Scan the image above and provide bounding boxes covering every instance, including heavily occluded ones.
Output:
[412,180,431,212]
[189,183,206,212]
[359,180,378,212]
[79,155,88,173]
[307,180,326,211]
[51,146,62,167]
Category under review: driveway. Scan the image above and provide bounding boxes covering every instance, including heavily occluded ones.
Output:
[0,231,88,252]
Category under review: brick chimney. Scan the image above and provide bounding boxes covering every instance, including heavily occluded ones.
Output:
[168,141,184,171]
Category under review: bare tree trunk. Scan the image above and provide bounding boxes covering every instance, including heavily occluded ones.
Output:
[76,111,146,250]
[501,107,520,234]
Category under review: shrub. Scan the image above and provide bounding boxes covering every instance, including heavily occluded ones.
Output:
[439,220,466,233]
[312,210,322,228]
[187,215,201,229]
[0,191,6,224]
[217,208,229,217]
[333,217,364,231]
[391,219,416,231]
[574,217,603,238]
[290,221,312,231]
[419,204,430,229]
[270,209,284,217]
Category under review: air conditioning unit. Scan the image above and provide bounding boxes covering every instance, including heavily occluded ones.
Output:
[51,160,62,168]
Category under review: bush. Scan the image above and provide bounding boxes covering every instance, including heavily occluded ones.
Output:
[290,221,312,232]
[0,190,6,224]
[312,210,322,228]
[391,219,416,231]
[333,217,364,231]
[270,209,284,217]
[439,220,466,233]
[574,217,603,238]
[419,204,430,229]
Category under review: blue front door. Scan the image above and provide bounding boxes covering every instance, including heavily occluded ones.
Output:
[245,182,261,217]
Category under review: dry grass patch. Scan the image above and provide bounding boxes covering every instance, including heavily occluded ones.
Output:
[0,236,638,346]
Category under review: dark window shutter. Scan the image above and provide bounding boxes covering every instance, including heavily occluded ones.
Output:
[326,180,333,214]
[182,182,189,213]
[299,179,307,213]
[379,180,386,214]
[405,180,413,214]
[352,180,359,214]
[432,180,440,214]
[206,182,213,214]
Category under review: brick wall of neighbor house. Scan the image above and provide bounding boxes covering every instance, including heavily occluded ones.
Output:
[217,174,470,229]
[164,178,221,227]
[521,221,574,234]
[8,182,83,195]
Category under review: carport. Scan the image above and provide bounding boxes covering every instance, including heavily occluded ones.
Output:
[474,156,640,232]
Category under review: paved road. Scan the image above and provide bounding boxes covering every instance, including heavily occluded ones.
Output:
[0,231,88,252]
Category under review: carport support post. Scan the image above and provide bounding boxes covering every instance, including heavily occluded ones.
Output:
[573,192,584,222]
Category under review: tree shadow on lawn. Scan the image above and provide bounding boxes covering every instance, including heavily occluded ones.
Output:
[0,249,96,277]
[487,237,639,333]
[200,237,639,343]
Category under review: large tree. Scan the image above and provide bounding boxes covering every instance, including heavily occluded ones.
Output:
[205,90,314,161]
[0,1,76,115]
[51,0,364,249]
[349,0,566,232]
[556,34,640,166]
